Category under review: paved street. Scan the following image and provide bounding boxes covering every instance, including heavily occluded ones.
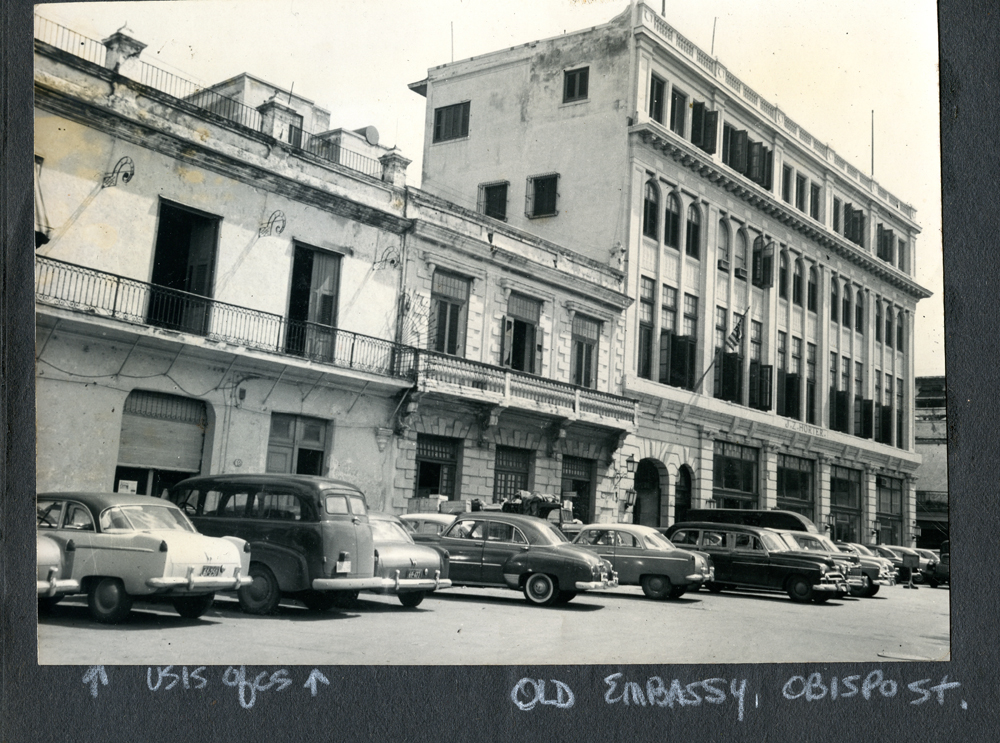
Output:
[38,582,949,666]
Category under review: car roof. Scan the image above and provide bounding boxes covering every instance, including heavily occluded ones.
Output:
[666,521,783,536]
[399,513,455,522]
[449,512,553,529]
[172,473,364,492]
[37,492,182,509]
[578,523,661,536]
[368,511,404,523]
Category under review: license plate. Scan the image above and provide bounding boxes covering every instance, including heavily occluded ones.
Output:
[200,565,223,577]
[405,569,421,579]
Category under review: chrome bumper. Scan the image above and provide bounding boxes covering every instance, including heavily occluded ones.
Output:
[685,573,710,583]
[575,572,619,591]
[378,569,451,593]
[813,579,849,593]
[312,577,385,591]
[37,567,79,597]
[147,566,251,591]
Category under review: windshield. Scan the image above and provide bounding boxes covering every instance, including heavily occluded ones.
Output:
[760,533,788,552]
[369,519,414,544]
[848,543,874,556]
[531,522,569,545]
[640,530,676,551]
[101,505,195,532]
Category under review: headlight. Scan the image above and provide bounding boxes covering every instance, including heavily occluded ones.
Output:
[818,563,827,574]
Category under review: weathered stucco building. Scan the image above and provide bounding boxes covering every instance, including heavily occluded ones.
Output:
[410,2,932,543]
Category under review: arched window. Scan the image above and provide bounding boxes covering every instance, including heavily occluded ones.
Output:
[886,307,894,348]
[875,301,883,342]
[855,293,864,333]
[842,286,852,326]
[897,312,905,350]
[807,267,818,312]
[735,230,748,277]
[779,252,789,299]
[717,219,730,267]
[664,194,680,249]
[792,259,803,306]
[642,181,659,239]
[831,281,840,323]
[685,204,701,259]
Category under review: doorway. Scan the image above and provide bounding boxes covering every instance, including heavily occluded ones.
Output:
[632,459,662,527]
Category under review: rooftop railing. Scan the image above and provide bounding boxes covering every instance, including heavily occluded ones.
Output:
[35,256,416,380]
[34,14,382,181]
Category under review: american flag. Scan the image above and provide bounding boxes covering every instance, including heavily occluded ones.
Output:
[726,307,750,352]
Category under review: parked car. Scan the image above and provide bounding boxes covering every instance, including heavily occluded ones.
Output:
[424,512,617,605]
[886,545,932,583]
[925,540,949,587]
[663,522,850,603]
[365,512,451,607]
[37,492,251,623]
[877,545,925,583]
[835,542,896,595]
[779,531,890,598]
[399,513,457,542]
[677,508,822,534]
[167,474,384,614]
[571,524,712,599]
[915,549,941,582]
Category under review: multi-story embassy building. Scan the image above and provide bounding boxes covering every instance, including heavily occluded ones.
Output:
[32,17,636,518]
[409,2,932,543]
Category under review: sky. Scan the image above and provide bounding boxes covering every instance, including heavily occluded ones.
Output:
[33,0,945,375]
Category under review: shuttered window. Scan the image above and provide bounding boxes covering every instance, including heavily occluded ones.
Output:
[118,391,206,472]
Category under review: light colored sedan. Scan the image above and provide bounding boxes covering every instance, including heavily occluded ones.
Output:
[37,492,251,623]
[572,524,713,599]
[399,513,457,542]
[367,512,452,607]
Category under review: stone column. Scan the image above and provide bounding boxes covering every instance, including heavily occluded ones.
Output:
[696,427,715,508]
[905,474,919,546]
[257,97,302,143]
[816,453,831,532]
[102,27,146,76]
[759,443,778,510]
[863,465,878,544]
[380,150,411,188]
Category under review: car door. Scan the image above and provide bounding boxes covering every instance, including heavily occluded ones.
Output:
[610,531,645,585]
[728,533,770,587]
[698,529,733,581]
[480,521,529,585]
[439,518,487,584]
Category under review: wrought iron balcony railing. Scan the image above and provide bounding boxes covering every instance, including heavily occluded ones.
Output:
[35,256,416,380]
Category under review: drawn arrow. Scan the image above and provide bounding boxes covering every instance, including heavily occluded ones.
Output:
[303,669,329,697]
[82,666,108,698]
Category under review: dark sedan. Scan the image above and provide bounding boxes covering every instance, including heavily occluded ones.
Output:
[572,524,712,599]
[426,512,617,606]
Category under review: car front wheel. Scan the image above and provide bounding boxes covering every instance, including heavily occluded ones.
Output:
[88,578,133,623]
[173,593,215,619]
[238,563,281,615]
[786,575,814,603]
[399,591,425,608]
[641,574,672,600]
[523,573,558,606]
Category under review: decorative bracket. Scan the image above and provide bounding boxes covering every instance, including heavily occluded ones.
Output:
[477,404,505,448]
[546,419,569,458]
[375,427,394,453]
[259,210,286,237]
[394,391,422,436]
[102,156,135,188]
[606,430,629,467]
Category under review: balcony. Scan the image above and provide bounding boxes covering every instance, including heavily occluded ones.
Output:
[35,256,416,380]
[415,352,638,428]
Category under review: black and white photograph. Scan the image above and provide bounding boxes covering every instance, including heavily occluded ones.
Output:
[30,0,949,669]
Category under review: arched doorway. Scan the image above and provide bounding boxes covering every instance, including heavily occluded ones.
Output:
[674,465,693,524]
[632,459,662,527]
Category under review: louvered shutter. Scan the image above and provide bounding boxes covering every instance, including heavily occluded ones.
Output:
[763,148,774,190]
[702,110,719,154]
[658,330,673,384]
[759,365,773,411]
[863,399,874,438]
[500,316,513,367]
[787,374,801,417]
[732,130,748,173]
[837,391,851,433]
[691,102,705,148]
[748,141,763,183]
[534,326,544,375]
[748,361,760,408]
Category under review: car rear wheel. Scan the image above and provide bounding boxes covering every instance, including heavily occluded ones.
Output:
[173,593,215,619]
[523,573,558,606]
[238,563,281,615]
[641,575,672,600]
[399,591,426,608]
[786,575,814,603]
[554,591,577,604]
[850,575,871,598]
[88,578,133,623]
[669,586,687,599]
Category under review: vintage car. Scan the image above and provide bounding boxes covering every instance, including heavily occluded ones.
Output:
[884,544,931,583]
[167,474,384,614]
[834,541,896,595]
[37,492,251,623]
[779,531,891,598]
[364,512,451,607]
[924,540,949,587]
[399,513,457,542]
[571,524,713,599]
[663,522,850,603]
[425,512,617,605]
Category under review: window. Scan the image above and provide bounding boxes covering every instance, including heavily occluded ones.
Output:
[776,454,814,516]
[664,194,680,249]
[685,204,701,259]
[748,320,772,412]
[267,413,328,475]
[810,183,821,220]
[638,277,655,380]
[877,224,895,264]
[433,101,470,142]
[501,293,542,373]
[898,240,908,272]
[855,293,864,333]
[493,446,532,503]
[795,175,807,212]
[250,493,303,522]
[734,229,748,277]
[563,67,589,102]
[806,342,817,424]
[782,165,793,203]
[751,235,773,289]
[877,475,903,516]
[285,244,341,361]
[792,259,803,306]
[842,286,852,328]
[791,337,803,376]
[885,307,894,348]
[430,270,471,356]
[712,441,759,508]
[415,435,459,498]
[854,361,864,437]
[897,377,905,448]
[661,293,698,390]
[478,181,509,221]
[829,352,849,432]
[875,301,883,342]
[571,315,601,388]
[831,281,840,324]
[833,197,842,233]
[690,101,718,154]
[643,181,660,239]
[778,252,789,299]
[807,267,818,312]
[776,331,788,417]
[682,294,698,337]
[649,75,665,123]
[897,312,905,350]
[844,203,865,247]
[669,87,686,136]
[526,173,559,218]
[658,285,678,384]
[717,219,730,268]
[830,466,862,543]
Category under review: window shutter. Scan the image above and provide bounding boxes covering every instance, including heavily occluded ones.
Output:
[843,203,853,238]
[759,365,773,411]
[776,369,787,415]
[702,110,719,154]
[749,360,760,408]
[881,406,894,444]
[787,374,801,418]
[751,238,762,285]
[723,353,743,402]
[732,130,748,173]
[837,391,850,433]
[535,326,544,376]
[761,242,774,288]
[524,177,534,217]
[863,399,874,438]
[691,102,705,148]
[885,229,895,263]
[500,315,513,367]
[748,141,763,183]
[763,148,774,190]
[658,330,673,384]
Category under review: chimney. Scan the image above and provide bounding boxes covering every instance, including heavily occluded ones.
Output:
[379,150,411,188]
[102,25,146,75]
